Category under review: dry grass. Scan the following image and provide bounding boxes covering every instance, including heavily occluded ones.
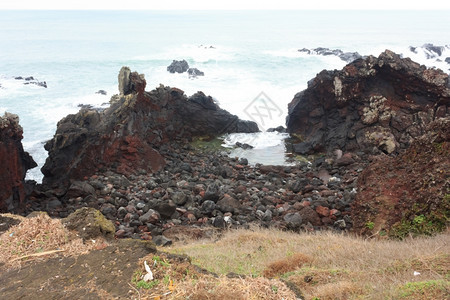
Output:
[167,226,450,300]
[262,252,312,278]
[173,275,297,300]
[131,252,297,300]
[0,213,106,269]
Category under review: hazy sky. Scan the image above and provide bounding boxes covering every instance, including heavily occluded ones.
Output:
[2,0,450,10]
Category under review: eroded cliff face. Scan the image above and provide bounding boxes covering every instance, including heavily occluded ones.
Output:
[42,67,259,187]
[286,50,450,155]
[0,113,37,212]
[352,117,450,237]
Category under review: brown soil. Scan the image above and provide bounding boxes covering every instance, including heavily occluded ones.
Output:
[0,239,156,299]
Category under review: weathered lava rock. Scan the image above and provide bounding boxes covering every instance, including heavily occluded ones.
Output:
[287,50,450,155]
[352,117,450,237]
[42,67,258,187]
[0,113,37,212]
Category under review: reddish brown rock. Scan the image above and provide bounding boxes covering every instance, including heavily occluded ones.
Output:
[352,117,450,237]
[0,113,37,212]
[287,50,450,155]
[298,206,321,226]
[316,205,330,217]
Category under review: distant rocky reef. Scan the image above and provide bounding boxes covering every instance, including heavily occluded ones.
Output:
[14,76,47,88]
[298,47,363,63]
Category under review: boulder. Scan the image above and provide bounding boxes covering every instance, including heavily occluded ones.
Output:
[283,212,303,230]
[287,50,450,155]
[167,60,189,73]
[235,142,254,149]
[153,235,172,246]
[42,67,258,187]
[62,207,115,240]
[216,194,242,213]
[0,113,37,212]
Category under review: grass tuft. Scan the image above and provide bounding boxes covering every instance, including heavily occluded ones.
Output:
[0,213,106,269]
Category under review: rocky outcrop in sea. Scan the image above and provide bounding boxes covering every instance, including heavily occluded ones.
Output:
[0,113,37,212]
[167,60,190,73]
[41,67,258,188]
[14,76,47,88]
[286,50,450,155]
[187,68,204,78]
[167,60,205,78]
[409,43,450,60]
[298,47,362,63]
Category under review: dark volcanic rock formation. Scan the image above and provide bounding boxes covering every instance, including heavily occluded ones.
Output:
[42,67,258,187]
[0,113,37,212]
[298,47,362,63]
[286,50,450,155]
[352,117,450,237]
[167,60,189,73]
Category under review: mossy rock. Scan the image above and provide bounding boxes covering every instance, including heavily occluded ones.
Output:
[190,135,227,153]
[62,207,115,240]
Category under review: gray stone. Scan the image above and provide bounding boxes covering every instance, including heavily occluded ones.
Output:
[66,181,96,199]
[153,235,172,247]
[216,195,241,213]
[201,200,216,214]
[262,209,273,221]
[154,200,176,219]
[283,212,303,229]
[118,66,131,95]
[204,182,221,202]
[213,216,226,228]
[139,209,160,224]
[334,219,346,229]
[172,191,187,206]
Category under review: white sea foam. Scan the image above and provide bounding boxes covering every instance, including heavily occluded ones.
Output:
[223,132,293,166]
[133,44,236,63]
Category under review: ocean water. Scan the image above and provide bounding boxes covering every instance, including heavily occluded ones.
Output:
[0,10,449,182]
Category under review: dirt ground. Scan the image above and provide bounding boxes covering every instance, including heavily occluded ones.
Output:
[0,239,156,299]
